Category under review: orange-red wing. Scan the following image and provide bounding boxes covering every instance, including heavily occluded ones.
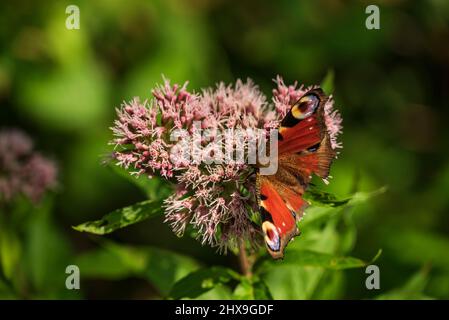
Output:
[278,115,322,155]
[280,184,308,215]
[258,88,337,259]
[294,135,336,179]
[258,177,300,259]
[277,88,327,155]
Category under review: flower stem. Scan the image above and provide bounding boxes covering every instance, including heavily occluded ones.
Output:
[238,238,253,277]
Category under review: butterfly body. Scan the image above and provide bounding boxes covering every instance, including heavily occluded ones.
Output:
[257,88,339,259]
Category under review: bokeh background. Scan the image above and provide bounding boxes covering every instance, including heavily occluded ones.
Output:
[1,0,448,299]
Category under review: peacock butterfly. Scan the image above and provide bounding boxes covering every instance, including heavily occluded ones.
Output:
[257,88,338,259]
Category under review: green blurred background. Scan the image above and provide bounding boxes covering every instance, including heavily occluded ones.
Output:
[1,0,449,299]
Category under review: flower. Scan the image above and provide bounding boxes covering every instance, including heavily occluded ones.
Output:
[0,129,57,203]
[110,76,342,252]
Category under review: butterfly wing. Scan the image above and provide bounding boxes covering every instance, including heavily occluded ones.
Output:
[258,88,337,259]
[278,88,327,155]
[257,171,307,259]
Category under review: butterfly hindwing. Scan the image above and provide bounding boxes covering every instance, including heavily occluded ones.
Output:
[258,175,300,259]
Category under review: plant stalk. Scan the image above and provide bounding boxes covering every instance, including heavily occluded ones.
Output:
[238,238,253,277]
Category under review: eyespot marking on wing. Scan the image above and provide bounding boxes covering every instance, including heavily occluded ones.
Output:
[262,221,281,252]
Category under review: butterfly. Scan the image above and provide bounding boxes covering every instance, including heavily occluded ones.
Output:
[256,88,338,259]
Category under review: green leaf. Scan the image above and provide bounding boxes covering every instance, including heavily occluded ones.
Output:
[0,228,21,281]
[253,278,274,299]
[233,279,254,300]
[169,266,240,300]
[297,206,337,229]
[233,277,273,300]
[109,164,172,199]
[196,285,233,299]
[381,228,449,271]
[348,187,387,205]
[303,189,350,207]
[257,249,381,272]
[76,240,200,296]
[73,199,163,235]
[303,187,387,208]
[143,248,200,296]
[19,62,109,131]
[262,266,325,299]
[375,267,434,300]
[320,69,335,94]
[427,273,449,298]
[0,277,16,299]
[75,244,146,280]
[23,202,80,298]
[310,270,345,299]
[260,249,381,299]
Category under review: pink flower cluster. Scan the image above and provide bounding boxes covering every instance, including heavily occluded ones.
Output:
[110,77,342,251]
[0,129,58,203]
